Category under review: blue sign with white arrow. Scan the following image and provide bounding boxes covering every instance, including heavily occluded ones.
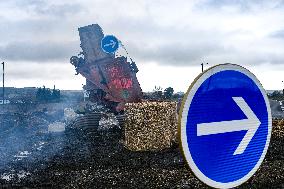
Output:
[179,64,271,188]
[101,35,119,54]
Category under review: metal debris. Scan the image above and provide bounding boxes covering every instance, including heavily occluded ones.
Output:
[0,114,283,188]
[64,108,79,124]
[48,122,66,133]
[98,113,120,131]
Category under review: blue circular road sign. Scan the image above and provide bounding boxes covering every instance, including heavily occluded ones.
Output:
[101,35,119,54]
[179,64,271,188]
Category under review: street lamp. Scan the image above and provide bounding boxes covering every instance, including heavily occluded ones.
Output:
[201,62,208,72]
[1,62,4,105]
[282,81,284,95]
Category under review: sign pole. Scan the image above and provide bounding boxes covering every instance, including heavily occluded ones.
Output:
[201,62,208,72]
[282,81,284,95]
[1,62,3,128]
[2,62,4,105]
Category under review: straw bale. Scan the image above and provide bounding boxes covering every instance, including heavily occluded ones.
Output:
[123,101,177,151]
[272,119,284,137]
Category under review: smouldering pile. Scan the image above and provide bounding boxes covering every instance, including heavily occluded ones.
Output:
[123,101,178,151]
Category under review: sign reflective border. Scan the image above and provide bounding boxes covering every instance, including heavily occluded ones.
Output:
[178,64,271,188]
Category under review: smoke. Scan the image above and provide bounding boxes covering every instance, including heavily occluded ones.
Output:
[0,41,79,62]
[0,100,78,182]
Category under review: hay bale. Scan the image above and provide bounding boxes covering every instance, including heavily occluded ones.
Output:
[272,119,284,137]
[123,101,177,151]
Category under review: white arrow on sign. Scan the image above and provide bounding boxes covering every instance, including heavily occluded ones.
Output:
[197,97,261,155]
[104,40,116,48]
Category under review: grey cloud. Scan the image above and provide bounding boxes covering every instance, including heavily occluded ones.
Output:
[1,0,284,68]
[127,41,224,66]
[196,0,284,12]
[206,48,284,66]
[270,30,284,39]
[110,17,226,66]
[6,63,74,80]
[8,67,53,79]
[5,0,85,18]
[2,0,46,8]
[0,41,80,62]
[196,0,250,10]
[127,35,284,67]
[1,19,66,37]
[32,3,85,18]
[106,17,282,67]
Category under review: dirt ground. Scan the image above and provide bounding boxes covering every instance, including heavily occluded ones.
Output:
[0,116,283,189]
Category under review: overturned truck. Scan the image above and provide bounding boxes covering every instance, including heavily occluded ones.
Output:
[70,24,142,112]
[70,24,178,151]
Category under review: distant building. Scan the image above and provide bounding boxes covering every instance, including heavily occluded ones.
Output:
[0,87,38,103]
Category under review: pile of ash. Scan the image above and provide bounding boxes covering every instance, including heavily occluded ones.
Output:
[0,102,283,188]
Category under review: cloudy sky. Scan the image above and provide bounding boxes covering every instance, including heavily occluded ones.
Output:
[1,0,284,92]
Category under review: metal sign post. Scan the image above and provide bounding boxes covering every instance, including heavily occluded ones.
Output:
[1,62,4,105]
[201,62,208,72]
[1,62,3,128]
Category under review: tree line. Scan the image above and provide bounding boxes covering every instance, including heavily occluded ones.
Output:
[36,86,60,102]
